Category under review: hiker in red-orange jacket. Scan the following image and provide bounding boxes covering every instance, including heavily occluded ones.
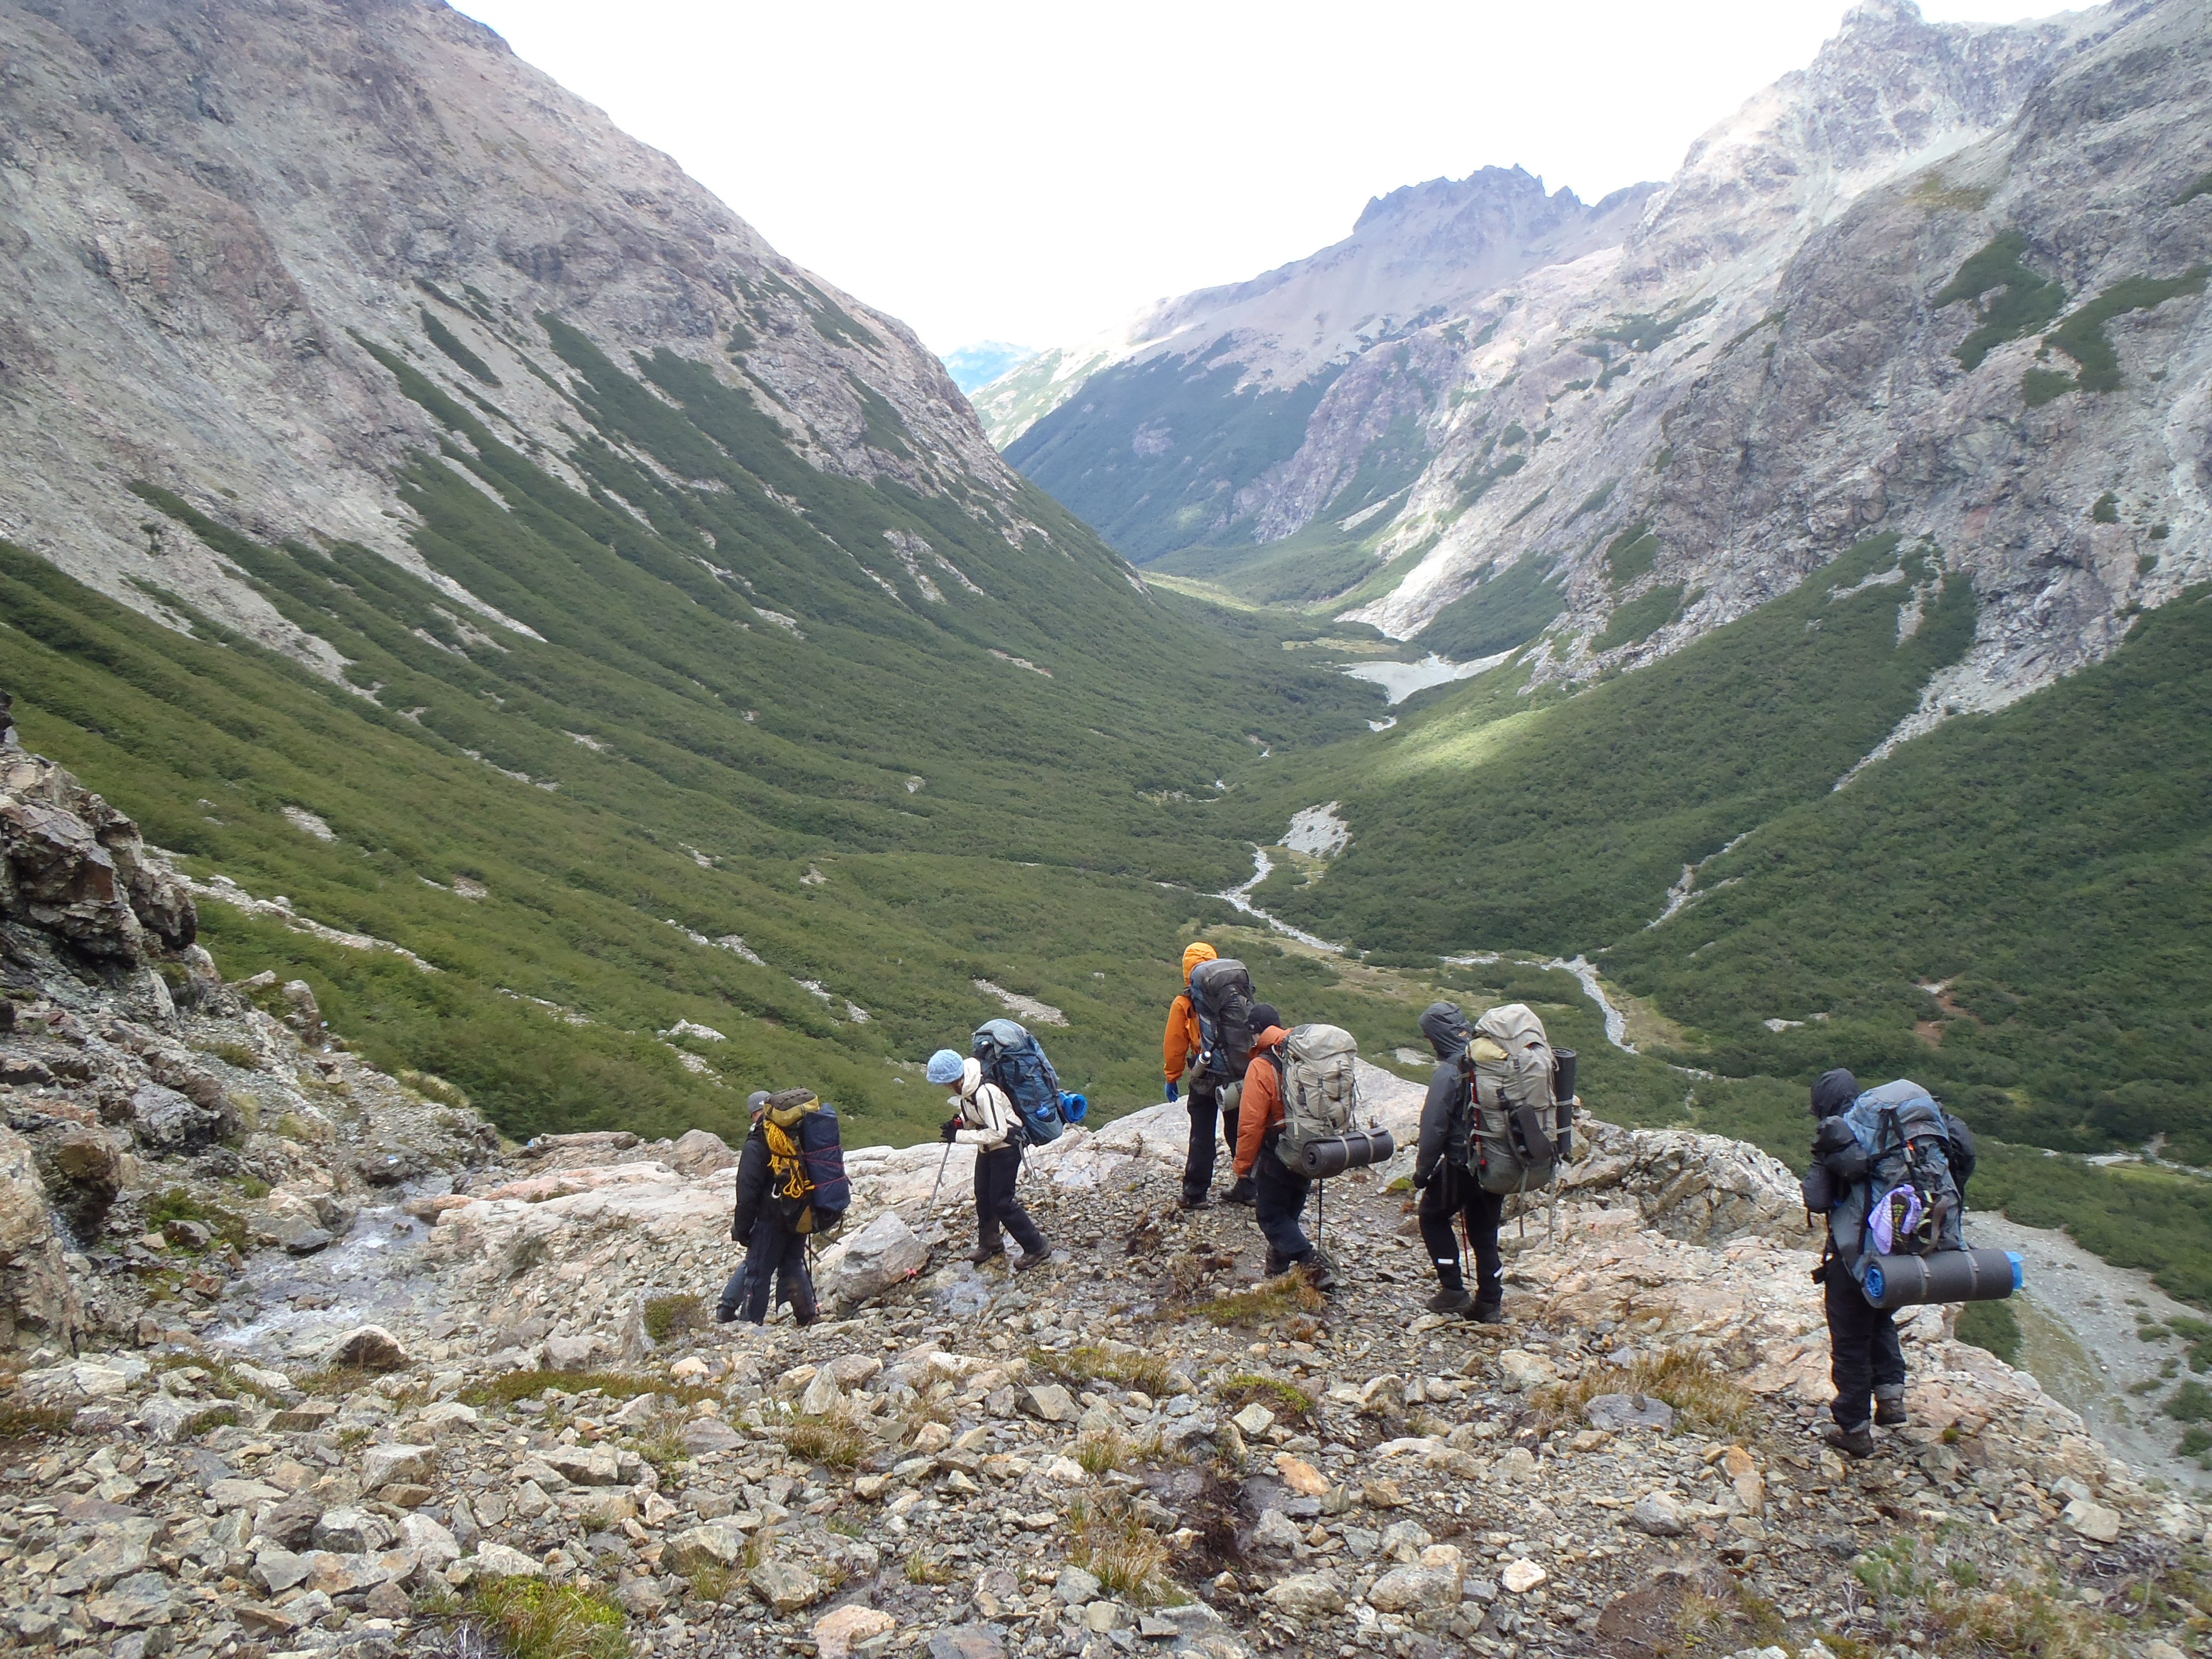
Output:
[1230,1004,1331,1287]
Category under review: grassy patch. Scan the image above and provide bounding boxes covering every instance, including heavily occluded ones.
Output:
[783,1403,868,1469]
[2022,365,2077,406]
[642,1294,708,1345]
[1026,1345,1176,1397]
[1193,1270,1328,1328]
[1216,1375,1315,1419]
[0,1397,75,1440]
[147,1188,249,1253]
[1068,1492,1177,1604]
[1075,1428,1133,1475]
[401,1069,472,1110]
[467,1577,630,1659]
[1527,1347,1755,1439]
[197,1039,263,1070]
[903,1548,954,1585]
[1413,556,1563,661]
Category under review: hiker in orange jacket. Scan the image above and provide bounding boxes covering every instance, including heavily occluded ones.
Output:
[1230,1004,1331,1287]
[1164,942,1253,1208]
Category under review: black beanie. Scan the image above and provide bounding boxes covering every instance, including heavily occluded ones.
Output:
[1248,1003,1283,1035]
[1810,1068,1859,1118]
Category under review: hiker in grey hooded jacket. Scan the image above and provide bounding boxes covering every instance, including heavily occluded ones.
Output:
[1412,1000,1505,1321]
[933,1051,1051,1272]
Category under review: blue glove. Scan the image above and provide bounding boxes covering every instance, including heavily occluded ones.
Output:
[1165,1080,1179,1103]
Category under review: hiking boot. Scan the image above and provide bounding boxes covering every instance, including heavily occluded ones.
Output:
[1301,1252,1337,1292]
[1263,1250,1289,1279]
[714,1307,738,1325]
[1012,1245,1052,1274]
[1426,1282,1476,1315]
[1471,1299,1505,1324]
[1874,1387,1908,1427]
[1825,1421,1877,1459]
[1223,1177,1257,1207]
[1176,1192,1211,1210]
[968,1243,1005,1266]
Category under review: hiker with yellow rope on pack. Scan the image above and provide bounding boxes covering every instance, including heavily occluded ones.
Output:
[724,1086,849,1326]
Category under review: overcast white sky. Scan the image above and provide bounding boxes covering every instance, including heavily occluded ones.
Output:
[453,0,2041,356]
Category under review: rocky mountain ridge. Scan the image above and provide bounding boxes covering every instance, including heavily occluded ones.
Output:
[2,730,2206,1659]
[0,0,1087,676]
[984,0,2212,740]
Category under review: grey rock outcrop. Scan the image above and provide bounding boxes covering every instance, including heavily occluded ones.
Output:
[0,734,194,963]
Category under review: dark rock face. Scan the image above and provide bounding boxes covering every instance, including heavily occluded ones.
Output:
[0,722,196,963]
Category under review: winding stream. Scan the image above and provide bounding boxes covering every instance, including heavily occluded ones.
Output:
[1215,843,1641,1053]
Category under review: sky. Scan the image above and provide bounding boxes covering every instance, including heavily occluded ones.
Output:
[453,0,2039,359]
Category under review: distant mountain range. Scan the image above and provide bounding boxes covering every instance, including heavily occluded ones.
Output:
[976,0,2210,739]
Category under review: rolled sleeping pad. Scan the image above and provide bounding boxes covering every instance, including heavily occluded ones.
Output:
[1060,1091,1087,1124]
[1297,1128,1396,1179]
[1860,1247,2023,1311]
[1552,1049,1577,1157]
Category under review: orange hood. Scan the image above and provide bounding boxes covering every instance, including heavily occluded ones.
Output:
[1181,941,1217,981]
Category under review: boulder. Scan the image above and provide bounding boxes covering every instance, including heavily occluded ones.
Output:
[1632,1491,1687,1536]
[1585,1392,1676,1432]
[817,1209,929,1305]
[469,1542,543,1579]
[1565,1123,1803,1243]
[665,1523,746,1575]
[1501,1558,1547,1594]
[0,1123,83,1345]
[1367,1565,1463,1613]
[361,1443,434,1493]
[1024,1382,1077,1423]
[815,1604,898,1659]
[669,1128,738,1175]
[1054,1565,1103,1604]
[2062,1498,2122,1543]
[751,1558,825,1613]
[1496,1349,1558,1392]
[1264,1573,1346,1616]
[325,1325,408,1371]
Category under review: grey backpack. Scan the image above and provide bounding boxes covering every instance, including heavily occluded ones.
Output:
[1273,1024,1359,1172]
[1465,1003,1563,1195]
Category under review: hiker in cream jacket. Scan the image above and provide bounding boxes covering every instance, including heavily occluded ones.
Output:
[929,1050,1052,1272]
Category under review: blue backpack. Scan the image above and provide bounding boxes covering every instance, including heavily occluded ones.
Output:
[971,1019,1075,1144]
[1826,1080,1966,1293]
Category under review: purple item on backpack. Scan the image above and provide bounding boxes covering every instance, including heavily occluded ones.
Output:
[1870,1183,1923,1255]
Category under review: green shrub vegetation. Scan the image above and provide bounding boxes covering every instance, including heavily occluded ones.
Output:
[2021,365,2077,406]
[1594,583,1684,652]
[2045,267,2210,393]
[1933,232,2068,370]
[2179,171,2212,207]
[1954,1298,2022,1364]
[4,303,1376,1148]
[418,307,500,386]
[1412,557,1564,660]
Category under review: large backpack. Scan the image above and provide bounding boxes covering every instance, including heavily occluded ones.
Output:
[971,1018,1068,1145]
[1188,957,1257,1082]
[1464,1004,1563,1196]
[1827,1080,1965,1287]
[1272,1024,1359,1172]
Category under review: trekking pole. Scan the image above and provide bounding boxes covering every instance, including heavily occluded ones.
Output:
[926,1140,953,1209]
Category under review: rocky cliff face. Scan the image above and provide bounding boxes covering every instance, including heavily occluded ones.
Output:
[988,1,2211,738]
[0,0,1064,675]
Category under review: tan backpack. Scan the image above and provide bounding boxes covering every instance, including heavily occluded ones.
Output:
[1465,1003,1564,1195]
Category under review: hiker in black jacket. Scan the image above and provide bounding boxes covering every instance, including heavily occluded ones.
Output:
[717,1092,772,1324]
[1805,1066,1901,1456]
[1411,1001,1506,1322]
[729,1087,849,1326]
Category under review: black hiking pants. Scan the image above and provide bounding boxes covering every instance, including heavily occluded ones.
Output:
[975,1143,1048,1258]
[1253,1138,1313,1266]
[1181,1081,1241,1201]
[1417,1163,1503,1304]
[1825,1263,1905,1428]
[741,1213,817,1325]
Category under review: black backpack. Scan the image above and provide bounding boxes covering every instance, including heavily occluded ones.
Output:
[1187,958,1256,1082]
